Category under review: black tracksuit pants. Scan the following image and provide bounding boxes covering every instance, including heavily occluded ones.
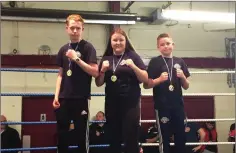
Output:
[105,95,140,153]
[155,106,186,153]
[55,98,89,153]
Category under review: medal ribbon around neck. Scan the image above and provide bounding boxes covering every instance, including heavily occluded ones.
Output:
[68,42,79,70]
[66,42,79,77]
[112,53,125,74]
[111,52,125,82]
[162,56,174,89]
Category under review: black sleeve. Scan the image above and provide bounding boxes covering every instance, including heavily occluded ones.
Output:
[194,123,201,132]
[10,129,21,148]
[89,124,97,143]
[181,59,190,78]
[147,58,157,79]
[56,47,64,68]
[98,57,106,72]
[132,51,146,70]
[85,43,97,64]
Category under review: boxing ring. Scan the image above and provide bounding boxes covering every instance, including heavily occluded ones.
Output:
[1,67,235,152]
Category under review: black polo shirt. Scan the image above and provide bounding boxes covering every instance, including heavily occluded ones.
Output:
[147,56,190,110]
[99,50,146,98]
[56,39,97,99]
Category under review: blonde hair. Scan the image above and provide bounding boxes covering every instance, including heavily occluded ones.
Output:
[66,14,84,25]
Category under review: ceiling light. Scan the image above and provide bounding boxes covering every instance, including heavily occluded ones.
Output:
[161,9,235,23]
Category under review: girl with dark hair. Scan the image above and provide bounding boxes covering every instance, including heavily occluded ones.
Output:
[95,28,148,153]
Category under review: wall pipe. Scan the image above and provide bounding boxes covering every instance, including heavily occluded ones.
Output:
[1,7,152,22]
[1,16,138,25]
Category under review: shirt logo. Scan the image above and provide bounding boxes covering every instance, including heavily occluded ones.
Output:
[76,51,81,58]
[120,60,126,66]
[174,63,181,69]
[81,110,87,115]
[161,117,169,124]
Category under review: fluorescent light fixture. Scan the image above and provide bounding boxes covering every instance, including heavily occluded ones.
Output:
[1,16,136,25]
[161,9,235,23]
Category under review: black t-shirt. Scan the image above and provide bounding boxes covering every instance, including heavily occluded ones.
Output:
[56,40,97,99]
[99,50,146,98]
[185,122,200,142]
[147,56,190,109]
[89,123,107,144]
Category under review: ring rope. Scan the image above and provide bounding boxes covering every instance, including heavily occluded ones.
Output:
[1,92,235,96]
[1,68,58,73]
[1,142,235,152]
[2,118,235,125]
[142,93,235,96]
[1,68,235,74]
[140,118,235,123]
[142,142,235,146]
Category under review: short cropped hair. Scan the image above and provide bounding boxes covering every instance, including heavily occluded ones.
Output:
[66,14,84,25]
[157,33,171,45]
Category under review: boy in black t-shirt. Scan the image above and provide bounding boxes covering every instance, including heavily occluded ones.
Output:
[144,33,190,153]
[53,14,98,153]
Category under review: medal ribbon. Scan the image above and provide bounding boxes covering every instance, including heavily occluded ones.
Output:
[162,56,173,85]
[112,53,124,74]
[68,42,79,70]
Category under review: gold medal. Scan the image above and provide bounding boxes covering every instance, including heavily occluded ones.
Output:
[67,69,72,76]
[169,85,174,91]
[111,75,117,82]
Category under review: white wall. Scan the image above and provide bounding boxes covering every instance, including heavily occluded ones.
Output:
[1,1,235,153]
